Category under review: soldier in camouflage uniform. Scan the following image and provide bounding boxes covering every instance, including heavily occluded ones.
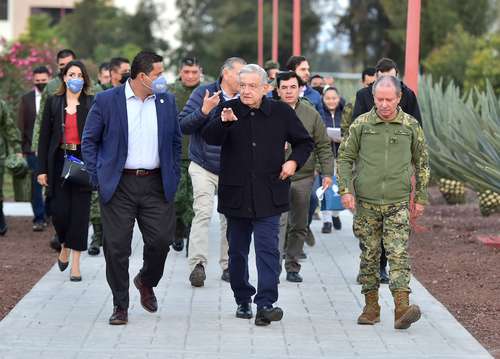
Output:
[167,57,202,252]
[32,49,76,251]
[0,99,23,235]
[337,76,429,330]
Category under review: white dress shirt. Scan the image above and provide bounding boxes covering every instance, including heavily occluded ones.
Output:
[221,88,239,102]
[35,88,42,114]
[124,80,160,170]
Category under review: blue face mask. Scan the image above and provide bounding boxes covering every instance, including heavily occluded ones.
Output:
[67,78,84,94]
[144,75,167,94]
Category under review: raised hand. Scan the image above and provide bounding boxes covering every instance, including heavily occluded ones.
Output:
[201,90,221,115]
[221,107,238,122]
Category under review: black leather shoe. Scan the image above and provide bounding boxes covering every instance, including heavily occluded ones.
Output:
[88,243,100,256]
[221,268,230,282]
[380,267,390,284]
[109,306,128,325]
[332,216,342,230]
[321,222,332,233]
[70,275,82,282]
[172,238,184,252]
[58,258,69,272]
[286,272,303,283]
[50,235,61,251]
[236,303,253,319]
[255,306,283,326]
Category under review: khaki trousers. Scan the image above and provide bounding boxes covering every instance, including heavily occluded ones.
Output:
[187,161,229,271]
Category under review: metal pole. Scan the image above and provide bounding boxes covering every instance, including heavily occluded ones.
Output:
[292,0,301,55]
[258,0,264,66]
[404,0,421,95]
[272,0,279,61]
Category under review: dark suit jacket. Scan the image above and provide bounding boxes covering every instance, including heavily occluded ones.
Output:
[202,96,314,218]
[352,82,422,124]
[81,85,182,204]
[18,90,36,153]
[37,93,94,197]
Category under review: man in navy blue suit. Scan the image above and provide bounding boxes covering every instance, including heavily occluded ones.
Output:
[82,51,181,325]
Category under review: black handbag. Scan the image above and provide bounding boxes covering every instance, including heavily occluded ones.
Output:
[60,106,91,187]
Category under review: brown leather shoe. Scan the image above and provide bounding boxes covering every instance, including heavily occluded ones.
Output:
[133,273,158,313]
[109,306,128,325]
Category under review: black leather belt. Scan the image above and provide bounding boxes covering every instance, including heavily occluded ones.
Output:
[122,168,160,177]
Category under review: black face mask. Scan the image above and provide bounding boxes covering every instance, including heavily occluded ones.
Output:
[312,86,324,95]
[35,83,47,92]
[120,72,131,84]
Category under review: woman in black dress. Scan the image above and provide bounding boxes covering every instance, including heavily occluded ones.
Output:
[37,60,93,281]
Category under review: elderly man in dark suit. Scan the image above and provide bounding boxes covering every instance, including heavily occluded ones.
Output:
[82,51,182,325]
[18,66,51,231]
[202,64,313,326]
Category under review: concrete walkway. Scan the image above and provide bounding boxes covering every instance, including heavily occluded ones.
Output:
[0,207,492,358]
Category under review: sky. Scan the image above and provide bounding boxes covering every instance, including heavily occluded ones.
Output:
[113,0,348,54]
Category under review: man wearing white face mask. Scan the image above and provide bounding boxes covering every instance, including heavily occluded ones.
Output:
[82,51,182,325]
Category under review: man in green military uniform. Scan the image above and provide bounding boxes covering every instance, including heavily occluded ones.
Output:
[167,57,202,252]
[92,62,112,94]
[337,75,429,330]
[32,49,76,251]
[0,99,23,235]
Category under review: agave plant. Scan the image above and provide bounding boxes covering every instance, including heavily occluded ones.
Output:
[419,76,500,215]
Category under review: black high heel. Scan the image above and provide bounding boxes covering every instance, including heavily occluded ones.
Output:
[58,258,69,272]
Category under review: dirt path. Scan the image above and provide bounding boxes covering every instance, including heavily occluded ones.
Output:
[410,187,500,358]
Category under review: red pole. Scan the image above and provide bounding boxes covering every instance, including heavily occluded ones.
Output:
[404,0,421,95]
[258,0,264,66]
[292,0,301,55]
[272,0,279,61]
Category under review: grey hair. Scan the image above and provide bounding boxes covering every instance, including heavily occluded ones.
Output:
[372,75,402,97]
[220,57,247,77]
[238,64,268,85]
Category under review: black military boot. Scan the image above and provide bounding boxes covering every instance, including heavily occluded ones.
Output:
[88,223,103,256]
[0,201,7,236]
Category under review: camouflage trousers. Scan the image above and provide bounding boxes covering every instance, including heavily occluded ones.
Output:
[175,160,194,239]
[353,201,411,294]
[89,191,103,245]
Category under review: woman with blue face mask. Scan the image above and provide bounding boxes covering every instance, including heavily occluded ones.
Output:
[37,60,94,282]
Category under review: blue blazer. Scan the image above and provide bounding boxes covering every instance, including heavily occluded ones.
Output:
[81,85,182,204]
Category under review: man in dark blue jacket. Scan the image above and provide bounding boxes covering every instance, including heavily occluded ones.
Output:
[82,51,181,325]
[179,57,247,287]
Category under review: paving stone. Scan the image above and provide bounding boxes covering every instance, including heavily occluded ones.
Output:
[0,209,492,358]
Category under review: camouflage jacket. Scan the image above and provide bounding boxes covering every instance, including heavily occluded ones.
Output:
[168,79,201,160]
[337,108,430,205]
[32,77,62,152]
[0,100,22,160]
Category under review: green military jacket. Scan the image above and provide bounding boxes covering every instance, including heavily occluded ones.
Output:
[0,100,22,160]
[287,99,334,181]
[340,96,355,138]
[33,77,62,152]
[337,107,430,205]
[168,79,201,160]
